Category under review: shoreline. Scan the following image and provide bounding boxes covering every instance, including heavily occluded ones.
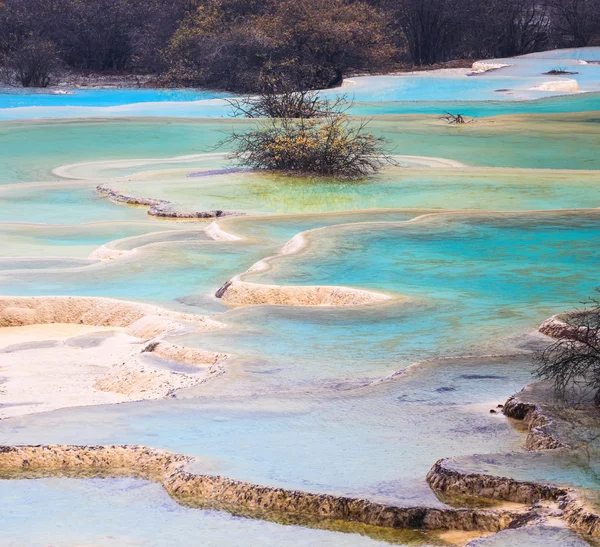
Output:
[3,60,475,92]
[96,183,245,220]
[427,384,600,539]
[427,316,600,540]
[0,444,531,537]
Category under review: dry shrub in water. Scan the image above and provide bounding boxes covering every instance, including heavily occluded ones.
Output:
[224,112,393,179]
[440,112,474,125]
[535,290,600,406]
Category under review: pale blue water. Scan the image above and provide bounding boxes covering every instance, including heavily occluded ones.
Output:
[351,92,600,117]
[0,220,201,258]
[1,92,600,120]
[524,46,600,61]
[169,212,600,389]
[0,119,232,183]
[0,477,417,546]
[0,88,228,108]
[446,450,600,492]
[0,212,421,313]
[3,113,600,186]
[0,182,150,223]
[0,354,529,507]
[0,48,599,119]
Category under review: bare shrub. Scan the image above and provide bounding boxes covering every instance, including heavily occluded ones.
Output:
[440,112,474,124]
[226,87,349,119]
[225,116,392,179]
[544,67,578,75]
[535,290,600,406]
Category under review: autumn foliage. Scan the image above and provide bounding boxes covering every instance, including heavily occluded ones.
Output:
[164,0,396,91]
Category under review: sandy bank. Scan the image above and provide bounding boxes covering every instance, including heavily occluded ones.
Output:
[88,244,130,260]
[538,313,584,340]
[216,278,391,308]
[530,80,580,93]
[0,295,224,334]
[205,220,242,241]
[0,323,226,419]
[0,297,228,418]
[470,62,512,74]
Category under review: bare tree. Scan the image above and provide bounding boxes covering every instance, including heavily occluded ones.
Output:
[390,0,461,65]
[547,0,600,47]
[497,0,551,57]
[226,76,350,119]
[5,37,58,87]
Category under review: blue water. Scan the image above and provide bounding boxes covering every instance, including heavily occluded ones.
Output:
[255,214,600,305]
[173,212,600,388]
[351,92,600,117]
[1,92,600,120]
[0,47,599,119]
[0,477,407,546]
[1,212,597,386]
[0,88,228,108]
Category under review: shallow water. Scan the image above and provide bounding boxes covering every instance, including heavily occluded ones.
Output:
[3,112,600,185]
[0,211,421,313]
[0,119,233,183]
[101,165,600,215]
[0,354,528,507]
[0,181,151,223]
[252,212,600,303]
[0,220,196,257]
[467,525,590,547]
[0,477,441,546]
[0,88,228,108]
[445,450,600,493]
[351,92,600,117]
